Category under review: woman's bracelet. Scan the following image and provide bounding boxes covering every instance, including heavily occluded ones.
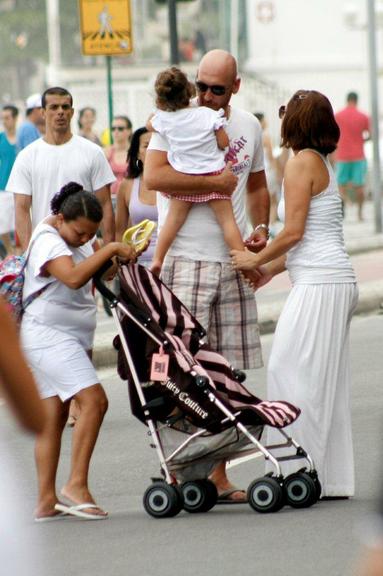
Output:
[253,223,270,239]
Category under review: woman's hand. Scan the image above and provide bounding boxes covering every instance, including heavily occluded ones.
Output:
[251,265,273,290]
[112,242,136,262]
[230,247,259,271]
[244,230,268,253]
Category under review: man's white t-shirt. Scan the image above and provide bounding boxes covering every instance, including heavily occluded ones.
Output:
[151,106,227,174]
[22,221,96,350]
[6,135,115,230]
[149,107,264,262]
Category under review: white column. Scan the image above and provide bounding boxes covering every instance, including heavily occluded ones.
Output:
[230,0,239,61]
[46,0,62,85]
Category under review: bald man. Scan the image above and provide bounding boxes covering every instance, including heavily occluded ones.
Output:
[144,50,270,502]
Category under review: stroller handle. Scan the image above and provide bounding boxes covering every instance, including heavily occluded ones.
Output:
[93,259,117,303]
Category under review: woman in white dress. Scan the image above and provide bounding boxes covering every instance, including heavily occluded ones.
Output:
[21,182,136,520]
[231,90,358,498]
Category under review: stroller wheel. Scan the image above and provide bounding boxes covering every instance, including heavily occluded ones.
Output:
[284,472,318,508]
[181,479,217,513]
[247,477,284,513]
[143,482,183,518]
[307,470,322,500]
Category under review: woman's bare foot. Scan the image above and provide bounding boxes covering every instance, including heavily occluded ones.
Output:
[35,497,62,520]
[61,484,107,517]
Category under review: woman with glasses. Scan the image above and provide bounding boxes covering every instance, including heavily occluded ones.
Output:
[104,115,133,208]
[231,90,358,499]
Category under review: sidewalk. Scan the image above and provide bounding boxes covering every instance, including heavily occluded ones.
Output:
[93,200,383,368]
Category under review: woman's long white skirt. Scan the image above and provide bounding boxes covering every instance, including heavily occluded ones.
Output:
[266,282,359,497]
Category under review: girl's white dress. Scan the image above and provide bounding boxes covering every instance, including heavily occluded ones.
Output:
[266,150,358,497]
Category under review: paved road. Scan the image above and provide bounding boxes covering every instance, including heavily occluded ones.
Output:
[3,313,383,576]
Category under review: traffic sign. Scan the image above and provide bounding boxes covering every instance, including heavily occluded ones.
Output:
[78,0,133,56]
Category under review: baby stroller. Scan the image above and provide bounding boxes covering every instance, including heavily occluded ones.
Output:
[95,262,321,518]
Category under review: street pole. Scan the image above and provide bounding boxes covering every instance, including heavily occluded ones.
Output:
[46,0,61,85]
[367,0,382,233]
[230,0,239,61]
[106,55,114,144]
[168,0,179,65]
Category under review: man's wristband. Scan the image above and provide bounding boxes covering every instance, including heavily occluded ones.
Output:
[253,223,270,239]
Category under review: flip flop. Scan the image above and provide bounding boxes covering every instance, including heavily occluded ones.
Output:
[216,488,248,504]
[122,219,156,253]
[55,502,108,521]
[34,511,69,523]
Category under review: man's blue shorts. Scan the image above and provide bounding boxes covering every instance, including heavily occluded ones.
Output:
[336,159,367,186]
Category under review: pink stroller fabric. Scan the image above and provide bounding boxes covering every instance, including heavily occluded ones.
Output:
[118,263,300,430]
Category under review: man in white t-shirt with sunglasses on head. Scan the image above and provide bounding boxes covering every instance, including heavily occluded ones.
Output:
[144,49,270,503]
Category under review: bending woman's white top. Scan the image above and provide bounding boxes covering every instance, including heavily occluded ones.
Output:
[278,150,356,284]
[22,221,96,349]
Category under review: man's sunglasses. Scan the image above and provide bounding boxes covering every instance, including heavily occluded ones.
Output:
[195,81,226,96]
[112,126,126,131]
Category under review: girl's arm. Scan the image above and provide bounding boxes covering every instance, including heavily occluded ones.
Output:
[215,127,229,150]
[44,241,136,290]
[146,113,155,132]
[0,297,46,434]
[144,149,237,196]
[231,154,312,270]
[115,178,133,242]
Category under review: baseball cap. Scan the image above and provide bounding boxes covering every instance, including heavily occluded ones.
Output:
[26,93,42,110]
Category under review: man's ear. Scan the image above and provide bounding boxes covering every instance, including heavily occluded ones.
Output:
[232,77,241,95]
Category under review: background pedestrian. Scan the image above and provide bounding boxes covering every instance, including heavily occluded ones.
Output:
[16,93,43,152]
[7,86,115,251]
[335,91,370,221]
[0,104,19,254]
[116,126,158,267]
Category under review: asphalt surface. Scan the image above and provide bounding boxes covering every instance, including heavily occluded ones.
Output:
[3,313,383,576]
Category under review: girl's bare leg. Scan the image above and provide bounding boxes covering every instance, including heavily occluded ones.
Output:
[209,199,260,286]
[61,384,108,515]
[151,199,191,276]
[34,397,69,519]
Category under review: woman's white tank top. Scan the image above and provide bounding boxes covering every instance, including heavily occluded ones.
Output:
[277,150,356,284]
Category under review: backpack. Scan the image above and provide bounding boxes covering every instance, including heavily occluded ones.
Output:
[0,254,26,322]
[0,233,51,324]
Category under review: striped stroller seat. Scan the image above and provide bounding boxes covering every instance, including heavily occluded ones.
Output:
[117,263,300,431]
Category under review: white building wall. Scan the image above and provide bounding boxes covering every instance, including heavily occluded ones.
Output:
[245,0,382,113]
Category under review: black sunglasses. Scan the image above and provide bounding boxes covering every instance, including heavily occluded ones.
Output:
[278,105,286,119]
[112,126,126,131]
[195,81,226,96]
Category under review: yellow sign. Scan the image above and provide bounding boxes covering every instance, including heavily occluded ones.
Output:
[79,0,133,56]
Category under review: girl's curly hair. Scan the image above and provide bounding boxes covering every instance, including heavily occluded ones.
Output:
[155,66,195,112]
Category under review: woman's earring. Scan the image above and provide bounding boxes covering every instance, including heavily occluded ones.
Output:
[136,159,143,171]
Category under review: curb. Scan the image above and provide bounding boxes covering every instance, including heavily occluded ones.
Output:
[93,280,383,369]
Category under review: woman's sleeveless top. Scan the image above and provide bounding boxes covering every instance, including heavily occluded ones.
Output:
[277,150,356,284]
[108,147,127,197]
[129,177,158,265]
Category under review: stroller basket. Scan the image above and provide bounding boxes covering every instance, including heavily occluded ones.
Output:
[94,262,320,517]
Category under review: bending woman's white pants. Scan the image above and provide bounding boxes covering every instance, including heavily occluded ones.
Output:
[266,282,358,497]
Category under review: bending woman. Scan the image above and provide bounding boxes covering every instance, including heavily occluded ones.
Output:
[231,90,358,498]
[21,182,136,520]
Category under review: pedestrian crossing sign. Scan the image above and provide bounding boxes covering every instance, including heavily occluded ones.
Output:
[78,0,133,56]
